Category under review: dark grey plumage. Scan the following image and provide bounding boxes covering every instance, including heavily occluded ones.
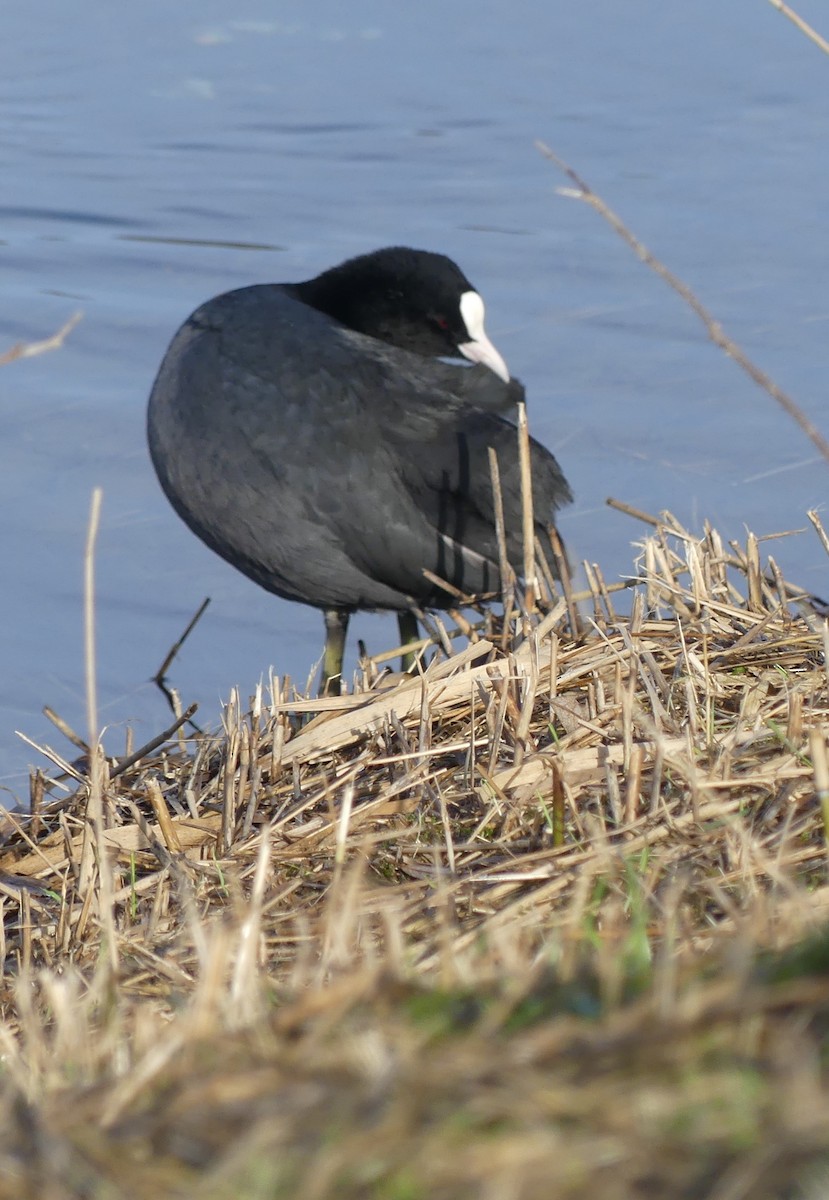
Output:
[147,247,572,691]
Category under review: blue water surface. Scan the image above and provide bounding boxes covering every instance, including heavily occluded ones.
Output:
[1,0,828,797]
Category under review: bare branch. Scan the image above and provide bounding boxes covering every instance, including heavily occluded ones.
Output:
[536,140,829,468]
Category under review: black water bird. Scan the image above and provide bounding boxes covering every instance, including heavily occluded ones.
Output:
[147,246,571,692]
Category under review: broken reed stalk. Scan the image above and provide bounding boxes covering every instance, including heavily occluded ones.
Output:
[487,447,510,594]
[535,140,829,468]
[516,401,537,611]
[110,703,198,779]
[154,597,211,686]
[153,599,211,724]
[487,446,516,652]
[84,489,102,755]
[809,728,829,855]
[807,509,829,559]
[548,523,579,636]
[84,487,118,974]
[606,496,660,528]
[768,0,829,56]
[42,706,89,755]
[0,312,83,366]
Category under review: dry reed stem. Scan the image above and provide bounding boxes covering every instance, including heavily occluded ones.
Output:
[517,401,537,610]
[0,516,828,1196]
[3,515,826,939]
[536,140,829,467]
[83,488,118,976]
[768,0,829,56]
[808,508,829,559]
[0,311,82,366]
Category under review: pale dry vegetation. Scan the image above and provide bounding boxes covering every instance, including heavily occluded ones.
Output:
[5,10,829,1182]
[1,514,829,1198]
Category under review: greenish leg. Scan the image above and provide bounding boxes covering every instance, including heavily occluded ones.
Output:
[321,608,350,696]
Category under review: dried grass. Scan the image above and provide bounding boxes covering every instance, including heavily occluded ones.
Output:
[1,512,829,1197]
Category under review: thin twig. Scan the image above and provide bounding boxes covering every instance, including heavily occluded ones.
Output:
[807,510,829,560]
[153,598,210,726]
[42,707,89,755]
[536,141,829,468]
[606,497,660,528]
[110,703,199,779]
[0,312,83,366]
[420,570,478,604]
[768,0,829,56]
[154,597,211,685]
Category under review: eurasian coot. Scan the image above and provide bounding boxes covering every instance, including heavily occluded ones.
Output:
[147,246,571,692]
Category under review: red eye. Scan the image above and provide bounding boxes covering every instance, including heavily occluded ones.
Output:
[434,316,449,331]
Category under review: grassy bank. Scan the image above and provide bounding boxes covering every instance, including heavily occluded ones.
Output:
[1,512,829,1198]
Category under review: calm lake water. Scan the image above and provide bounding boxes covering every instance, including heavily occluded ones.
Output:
[2,0,828,798]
